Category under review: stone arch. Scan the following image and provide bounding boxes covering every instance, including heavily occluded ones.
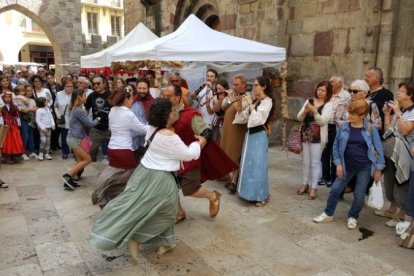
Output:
[174,0,220,30]
[0,1,82,79]
[0,50,3,61]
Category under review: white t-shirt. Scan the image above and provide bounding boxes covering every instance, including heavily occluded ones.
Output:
[141,126,201,171]
[108,106,147,150]
[402,108,414,143]
[197,86,215,125]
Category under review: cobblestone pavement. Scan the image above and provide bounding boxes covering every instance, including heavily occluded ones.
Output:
[0,147,413,275]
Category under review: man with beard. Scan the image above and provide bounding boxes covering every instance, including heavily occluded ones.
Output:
[131,77,154,160]
[85,74,112,163]
[164,84,238,223]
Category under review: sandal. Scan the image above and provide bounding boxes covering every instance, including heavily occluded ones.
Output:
[297,184,309,195]
[0,180,8,189]
[255,197,270,207]
[308,188,317,200]
[374,209,398,219]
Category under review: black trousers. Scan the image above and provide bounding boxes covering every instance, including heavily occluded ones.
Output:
[321,124,337,182]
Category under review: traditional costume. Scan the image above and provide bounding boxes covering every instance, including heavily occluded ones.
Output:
[220,97,248,166]
[0,103,24,155]
[234,98,273,202]
[89,126,200,250]
[171,103,237,194]
[91,105,146,208]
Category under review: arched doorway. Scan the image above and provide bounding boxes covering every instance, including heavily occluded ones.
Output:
[175,0,220,31]
[0,1,82,79]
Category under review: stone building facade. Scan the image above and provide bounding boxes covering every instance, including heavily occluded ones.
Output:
[125,0,414,119]
[0,0,84,78]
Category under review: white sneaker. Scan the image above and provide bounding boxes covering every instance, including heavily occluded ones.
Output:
[313,212,333,223]
[22,154,30,161]
[347,217,357,229]
[102,155,109,165]
[29,153,38,159]
[44,153,52,160]
[38,153,44,161]
[396,221,411,236]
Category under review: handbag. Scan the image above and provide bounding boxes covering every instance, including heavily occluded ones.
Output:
[80,135,92,153]
[287,123,303,154]
[56,105,67,125]
[367,181,384,210]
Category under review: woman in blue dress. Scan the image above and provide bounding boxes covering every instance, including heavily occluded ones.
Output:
[233,76,274,206]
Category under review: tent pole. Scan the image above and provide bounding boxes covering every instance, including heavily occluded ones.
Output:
[280,61,288,151]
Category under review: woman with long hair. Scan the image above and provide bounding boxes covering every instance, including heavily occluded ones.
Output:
[296,81,333,200]
[205,79,229,144]
[233,76,275,206]
[89,98,206,261]
[91,87,146,208]
[62,89,100,190]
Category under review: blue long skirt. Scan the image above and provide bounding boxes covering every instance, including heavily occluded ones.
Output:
[237,130,269,201]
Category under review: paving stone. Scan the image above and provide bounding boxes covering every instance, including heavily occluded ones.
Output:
[16,185,47,198]
[0,186,19,204]
[93,263,160,276]
[75,241,139,274]
[28,217,71,245]
[36,241,84,271]
[0,235,37,271]
[0,263,43,276]
[42,262,92,276]
[0,202,23,217]
[0,215,30,237]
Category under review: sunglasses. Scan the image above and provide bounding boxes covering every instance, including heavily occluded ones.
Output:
[93,82,102,86]
[349,89,362,94]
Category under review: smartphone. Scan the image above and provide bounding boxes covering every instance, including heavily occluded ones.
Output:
[308,98,314,105]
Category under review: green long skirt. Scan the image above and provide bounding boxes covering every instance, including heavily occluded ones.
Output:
[88,165,178,251]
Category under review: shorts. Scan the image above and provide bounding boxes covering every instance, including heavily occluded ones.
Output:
[67,137,80,149]
[178,168,201,196]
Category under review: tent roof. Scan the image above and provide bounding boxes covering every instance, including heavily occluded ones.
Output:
[111,14,286,63]
[80,23,158,68]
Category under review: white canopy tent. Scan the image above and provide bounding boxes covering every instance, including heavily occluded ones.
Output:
[111,14,286,65]
[80,23,158,69]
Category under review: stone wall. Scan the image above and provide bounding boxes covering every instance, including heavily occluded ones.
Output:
[124,0,414,144]
[0,0,84,79]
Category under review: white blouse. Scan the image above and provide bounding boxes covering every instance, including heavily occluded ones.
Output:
[141,126,201,172]
[233,98,273,128]
[108,106,147,150]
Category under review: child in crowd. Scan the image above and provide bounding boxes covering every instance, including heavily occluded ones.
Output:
[0,91,25,164]
[19,85,38,160]
[35,97,55,161]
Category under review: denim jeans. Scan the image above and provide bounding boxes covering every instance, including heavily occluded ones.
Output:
[325,166,372,219]
[406,171,414,217]
[60,127,70,155]
[20,120,34,154]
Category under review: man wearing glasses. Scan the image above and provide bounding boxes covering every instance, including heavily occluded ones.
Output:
[85,75,112,163]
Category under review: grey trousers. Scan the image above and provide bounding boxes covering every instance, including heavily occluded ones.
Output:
[383,158,409,208]
[89,128,111,159]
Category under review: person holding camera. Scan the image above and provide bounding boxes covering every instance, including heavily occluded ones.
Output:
[296,81,333,200]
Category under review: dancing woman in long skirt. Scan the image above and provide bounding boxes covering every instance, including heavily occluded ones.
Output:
[89,98,206,260]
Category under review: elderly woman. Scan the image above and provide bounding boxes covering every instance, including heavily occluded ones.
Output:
[89,98,206,260]
[233,76,274,206]
[91,87,146,208]
[313,100,385,229]
[297,81,333,200]
[377,82,414,229]
[336,80,383,195]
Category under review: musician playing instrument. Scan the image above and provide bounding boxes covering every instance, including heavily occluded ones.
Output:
[194,69,218,126]
[220,74,249,193]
